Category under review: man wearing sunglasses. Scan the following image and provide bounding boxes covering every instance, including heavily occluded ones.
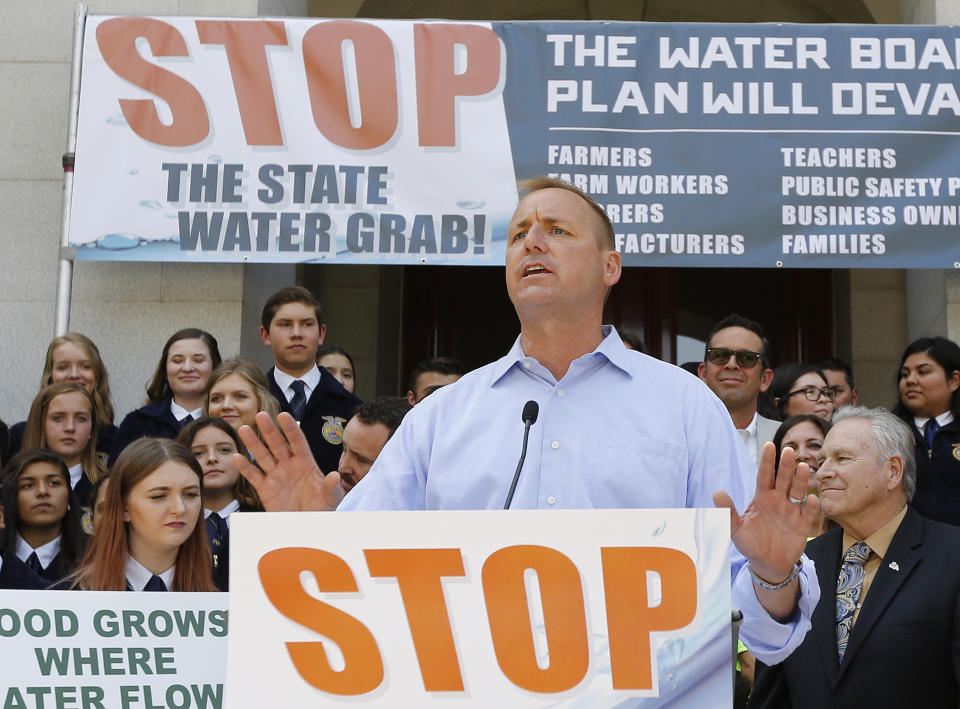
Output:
[699,314,778,470]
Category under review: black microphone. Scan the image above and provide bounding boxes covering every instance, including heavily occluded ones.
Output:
[503,400,539,509]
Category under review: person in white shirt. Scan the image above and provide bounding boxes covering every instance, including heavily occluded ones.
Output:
[894,336,960,525]
[178,417,263,590]
[234,177,824,665]
[260,286,361,474]
[698,314,779,470]
[111,328,222,465]
[68,437,216,592]
[21,382,105,519]
[1,449,87,583]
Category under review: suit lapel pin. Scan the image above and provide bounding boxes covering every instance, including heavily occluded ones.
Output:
[888,561,900,571]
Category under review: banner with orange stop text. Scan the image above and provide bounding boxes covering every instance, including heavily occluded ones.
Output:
[226,509,732,707]
[70,16,517,266]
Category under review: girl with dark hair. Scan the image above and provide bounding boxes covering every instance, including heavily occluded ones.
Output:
[1,449,87,583]
[894,336,960,525]
[21,383,105,516]
[772,414,835,538]
[316,345,356,393]
[68,437,216,591]
[768,362,835,421]
[177,417,262,590]
[10,333,118,459]
[111,328,222,464]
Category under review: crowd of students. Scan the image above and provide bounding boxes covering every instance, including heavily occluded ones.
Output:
[1,284,959,596]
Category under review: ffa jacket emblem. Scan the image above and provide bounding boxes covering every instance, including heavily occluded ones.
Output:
[321,416,347,444]
[952,443,960,462]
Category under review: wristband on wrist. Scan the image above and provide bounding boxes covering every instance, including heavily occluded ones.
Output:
[748,559,803,591]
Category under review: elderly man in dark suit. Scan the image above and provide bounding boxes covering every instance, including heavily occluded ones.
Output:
[750,405,960,708]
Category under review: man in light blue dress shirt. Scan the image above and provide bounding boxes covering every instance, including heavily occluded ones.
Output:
[236,177,822,666]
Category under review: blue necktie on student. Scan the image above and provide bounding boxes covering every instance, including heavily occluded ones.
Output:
[289,380,307,420]
[925,418,940,450]
[144,575,167,592]
[26,552,42,573]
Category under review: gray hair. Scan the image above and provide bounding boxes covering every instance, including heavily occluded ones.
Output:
[832,406,916,501]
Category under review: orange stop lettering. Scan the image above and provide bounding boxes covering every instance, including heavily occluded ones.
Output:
[364,548,466,691]
[96,18,502,149]
[258,544,698,696]
[96,17,210,147]
[601,547,698,690]
[258,547,384,696]
[482,545,589,693]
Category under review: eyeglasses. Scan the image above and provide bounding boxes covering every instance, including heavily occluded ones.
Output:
[705,347,763,368]
[786,386,836,402]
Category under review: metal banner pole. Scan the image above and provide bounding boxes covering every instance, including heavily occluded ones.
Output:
[54,3,87,336]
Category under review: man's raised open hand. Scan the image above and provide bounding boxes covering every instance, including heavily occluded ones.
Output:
[714,442,820,620]
[232,411,343,512]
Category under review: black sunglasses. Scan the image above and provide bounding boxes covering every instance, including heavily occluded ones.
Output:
[705,347,763,368]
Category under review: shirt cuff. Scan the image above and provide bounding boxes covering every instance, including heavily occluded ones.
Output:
[733,553,820,666]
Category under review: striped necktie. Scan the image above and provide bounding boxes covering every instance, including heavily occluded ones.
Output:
[289,380,307,420]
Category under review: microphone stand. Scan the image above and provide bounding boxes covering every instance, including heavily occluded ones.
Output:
[503,414,535,509]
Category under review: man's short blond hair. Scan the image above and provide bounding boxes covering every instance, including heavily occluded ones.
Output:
[517,176,615,251]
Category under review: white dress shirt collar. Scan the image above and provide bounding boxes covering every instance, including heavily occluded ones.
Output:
[273,364,321,402]
[16,533,62,569]
[913,410,954,431]
[737,412,760,467]
[67,463,84,491]
[170,400,203,423]
[204,498,240,529]
[491,325,634,385]
[125,556,176,591]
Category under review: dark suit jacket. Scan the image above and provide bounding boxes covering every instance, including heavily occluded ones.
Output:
[908,417,960,525]
[266,367,361,474]
[208,504,259,592]
[0,551,46,590]
[110,398,182,466]
[750,507,960,708]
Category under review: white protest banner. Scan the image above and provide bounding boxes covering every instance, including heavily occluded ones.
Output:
[70,16,517,266]
[0,591,227,709]
[227,509,732,707]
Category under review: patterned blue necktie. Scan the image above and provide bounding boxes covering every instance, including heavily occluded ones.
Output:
[836,541,871,661]
[26,552,42,573]
[925,418,940,450]
[206,512,229,552]
[289,380,307,420]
